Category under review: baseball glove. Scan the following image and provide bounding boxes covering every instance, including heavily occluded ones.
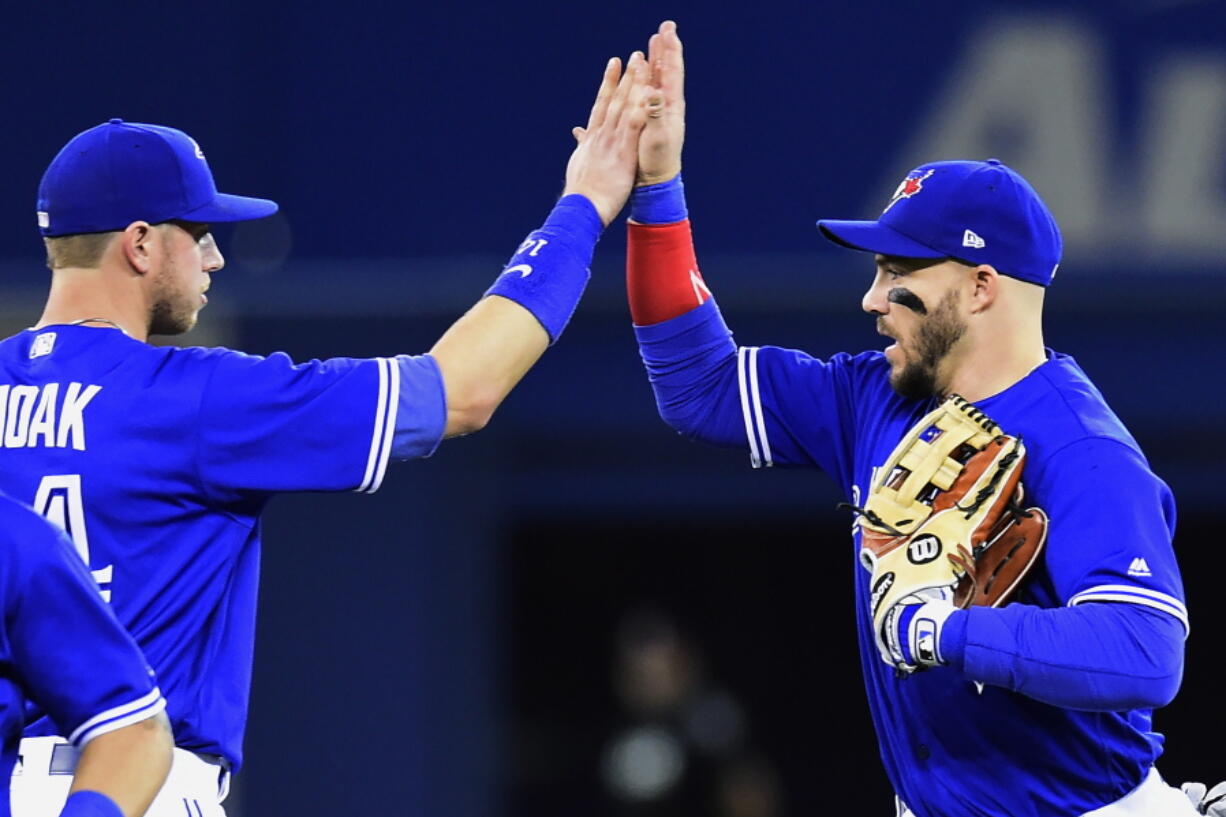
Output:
[844,394,1048,670]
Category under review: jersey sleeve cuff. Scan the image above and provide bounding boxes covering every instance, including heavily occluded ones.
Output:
[356,357,401,494]
[632,296,727,340]
[1068,584,1190,637]
[389,354,446,462]
[68,687,166,748]
[937,607,969,666]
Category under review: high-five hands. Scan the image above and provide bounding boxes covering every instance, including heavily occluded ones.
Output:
[637,20,685,187]
[563,52,660,226]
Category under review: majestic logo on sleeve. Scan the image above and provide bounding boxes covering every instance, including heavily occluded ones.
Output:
[1127,557,1152,577]
[883,169,935,214]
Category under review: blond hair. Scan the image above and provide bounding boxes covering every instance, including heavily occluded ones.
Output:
[44,232,119,270]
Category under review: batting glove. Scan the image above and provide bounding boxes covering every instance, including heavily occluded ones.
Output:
[1183,781,1226,816]
[880,597,957,673]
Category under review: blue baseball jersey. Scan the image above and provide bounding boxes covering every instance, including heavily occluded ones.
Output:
[736,344,1185,817]
[0,324,446,771]
[0,491,165,816]
[635,301,1186,817]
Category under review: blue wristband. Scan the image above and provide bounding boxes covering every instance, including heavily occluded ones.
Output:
[630,174,688,224]
[59,791,123,817]
[484,194,602,343]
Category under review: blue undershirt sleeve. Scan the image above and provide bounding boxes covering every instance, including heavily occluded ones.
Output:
[939,602,1184,711]
[633,298,745,447]
[392,354,447,460]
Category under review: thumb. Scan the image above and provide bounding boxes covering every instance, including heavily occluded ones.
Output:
[572,126,587,143]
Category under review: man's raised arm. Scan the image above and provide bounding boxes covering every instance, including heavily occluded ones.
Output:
[431,53,655,437]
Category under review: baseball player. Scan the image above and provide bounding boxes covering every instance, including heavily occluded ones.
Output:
[625,21,1203,817]
[0,53,655,816]
[0,491,172,817]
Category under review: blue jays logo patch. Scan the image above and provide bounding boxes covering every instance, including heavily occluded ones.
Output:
[883,169,935,214]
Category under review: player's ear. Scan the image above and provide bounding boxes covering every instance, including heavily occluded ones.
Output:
[967,264,999,314]
[120,221,156,275]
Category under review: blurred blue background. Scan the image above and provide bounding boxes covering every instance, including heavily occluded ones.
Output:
[3,1,1225,814]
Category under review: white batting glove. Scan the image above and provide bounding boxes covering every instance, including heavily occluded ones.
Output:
[1183,781,1226,816]
[880,597,957,673]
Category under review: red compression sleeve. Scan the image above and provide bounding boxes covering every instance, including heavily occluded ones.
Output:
[627,220,712,326]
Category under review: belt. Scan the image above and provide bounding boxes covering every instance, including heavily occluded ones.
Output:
[30,742,230,776]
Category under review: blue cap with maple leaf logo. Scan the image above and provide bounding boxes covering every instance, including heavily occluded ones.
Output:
[817,159,1063,286]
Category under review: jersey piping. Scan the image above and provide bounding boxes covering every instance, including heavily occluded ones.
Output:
[357,357,400,493]
[69,686,166,747]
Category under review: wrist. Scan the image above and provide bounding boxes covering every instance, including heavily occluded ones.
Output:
[546,194,605,237]
[890,599,958,670]
[557,190,610,228]
[484,195,602,343]
[59,791,123,817]
[937,606,968,666]
[630,174,688,225]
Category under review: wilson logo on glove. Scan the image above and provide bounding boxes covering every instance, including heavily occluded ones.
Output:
[907,534,942,565]
[870,573,896,617]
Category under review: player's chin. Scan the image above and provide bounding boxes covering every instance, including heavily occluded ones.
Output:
[883,343,908,376]
[150,312,198,337]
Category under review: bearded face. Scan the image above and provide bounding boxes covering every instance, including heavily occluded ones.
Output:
[146,222,215,337]
[881,286,967,400]
[148,265,201,335]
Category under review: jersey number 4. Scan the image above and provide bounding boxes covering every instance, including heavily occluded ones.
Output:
[33,475,114,602]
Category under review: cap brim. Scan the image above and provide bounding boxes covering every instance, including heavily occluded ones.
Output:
[179,192,279,224]
[817,219,944,259]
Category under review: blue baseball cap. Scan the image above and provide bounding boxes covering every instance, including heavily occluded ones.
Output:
[37,118,278,237]
[817,159,1062,286]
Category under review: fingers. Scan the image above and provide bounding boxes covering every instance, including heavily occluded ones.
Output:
[614,66,656,152]
[647,32,662,88]
[657,20,685,106]
[585,57,622,132]
[603,51,645,132]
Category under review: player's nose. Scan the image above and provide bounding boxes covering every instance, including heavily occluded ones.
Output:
[861,277,890,316]
[202,236,225,273]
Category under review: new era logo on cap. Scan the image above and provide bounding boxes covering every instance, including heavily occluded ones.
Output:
[962,229,985,249]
